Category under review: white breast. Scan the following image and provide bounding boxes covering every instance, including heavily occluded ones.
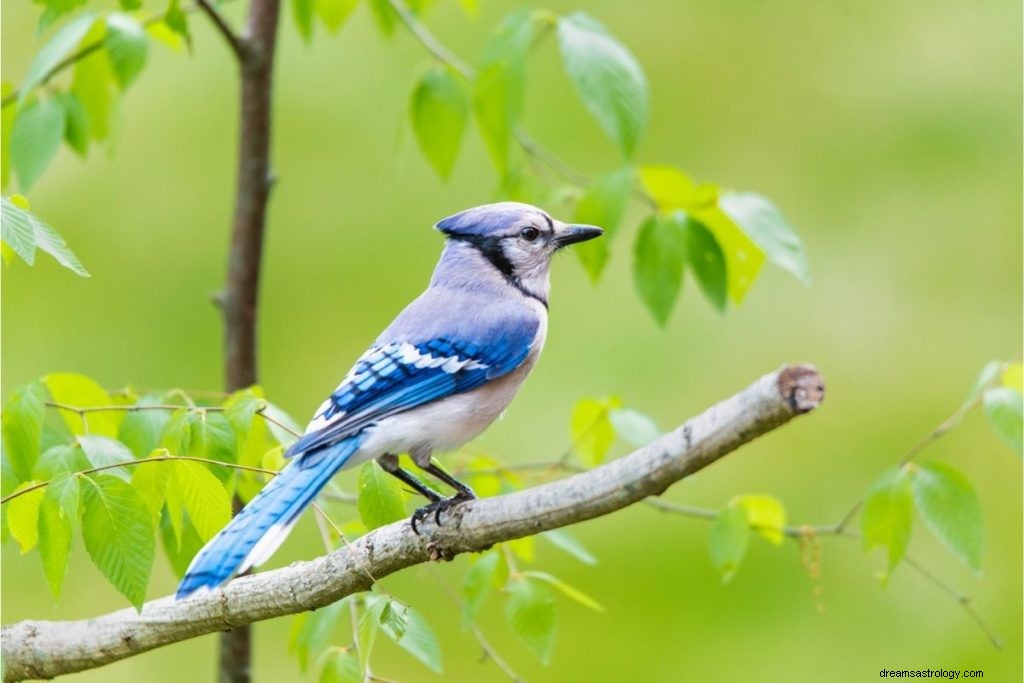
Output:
[350,304,548,467]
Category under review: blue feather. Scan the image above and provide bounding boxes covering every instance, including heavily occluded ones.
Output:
[175,434,365,599]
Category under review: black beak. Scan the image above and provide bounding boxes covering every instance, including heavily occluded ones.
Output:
[553,224,604,249]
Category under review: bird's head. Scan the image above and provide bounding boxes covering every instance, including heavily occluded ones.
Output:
[433,202,603,304]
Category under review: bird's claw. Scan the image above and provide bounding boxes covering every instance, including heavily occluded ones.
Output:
[410,491,474,535]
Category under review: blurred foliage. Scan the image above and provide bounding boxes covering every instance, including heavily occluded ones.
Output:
[1,0,1021,681]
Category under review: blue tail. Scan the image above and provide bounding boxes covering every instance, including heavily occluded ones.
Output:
[176,434,364,599]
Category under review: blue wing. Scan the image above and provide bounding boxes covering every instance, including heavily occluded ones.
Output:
[286,324,539,458]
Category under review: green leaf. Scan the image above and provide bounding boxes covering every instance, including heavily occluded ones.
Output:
[638,165,696,209]
[2,380,46,481]
[159,507,205,578]
[570,396,620,466]
[316,0,357,33]
[166,461,231,543]
[463,551,501,626]
[43,373,117,436]
[7,482,45,553]
[119,397,170,458]
[541,528,597,565]
[391,605,443,673]
[356,596,385,672]
[72,38,114,142]
[505,577,556,664]
[57,91,90,156]
[357,461,406,530]
[720,192,809,286]
[521,570,603,612]
[983,387,1023,455]
[572,168,633,281]
[11,98,65,190]
[366,0,396,36]
[557,12,647,157]
[1003,362,1023,392]
[861,467,913,579]
[289,599,346,672]
[77,435,134,481]
[1,196,37,265]
[910,462,983,572]
[633,213,687,325]
[19,13,97,105]
[683,217,727,312]
[33,443,90,480]
[691,204,765,304]
[472,9,532,173]
[38,473,79,598]
[708,502,749,583]
[410,65,469,180]
[29,203,90,276]
[81,474,154,608]
[131,453,170,522]
[964,361,1003,409]
[736,494,786,545]
[105,14,149,89]
[608,407,661,447]
[379,598,409,641]
[292,0,315,42]
[318,648,361,683]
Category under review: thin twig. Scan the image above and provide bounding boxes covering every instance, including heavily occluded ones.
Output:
[44,400,302,437]
[195,0,246,59]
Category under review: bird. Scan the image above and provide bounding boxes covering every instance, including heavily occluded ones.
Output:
[175,202,603,599]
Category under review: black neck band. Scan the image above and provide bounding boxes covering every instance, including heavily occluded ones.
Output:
[447,235,548,308]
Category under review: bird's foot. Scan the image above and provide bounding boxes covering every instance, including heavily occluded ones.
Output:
[411,491,475,535]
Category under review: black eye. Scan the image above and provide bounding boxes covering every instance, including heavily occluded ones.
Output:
[520,226,540,242]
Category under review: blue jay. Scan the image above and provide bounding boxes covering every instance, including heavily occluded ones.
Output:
[176,202,602,598]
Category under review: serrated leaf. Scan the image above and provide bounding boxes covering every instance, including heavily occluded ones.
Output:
[505,577,555,664]
[736,494,786,545]
[318,647,361,683]
[983,387,1022,455]
[7,482,45,553]
[316,0,357,32]
[683,217,727,311]
[638,165,696,209]
[11,98,65,190]
[720,192,809,286]
[38,473,78,598]
[105,14,149,89]
[463,551,501,627]
[633,213,687,325]
[29,204,90,276]
[1,196,36,265]
[862,467,913,579]
[292,0,315,42]
[472,9,532,173]
[19,13,97,105]
[72,36,114,142]
[77,435,134,481]
[158,507,204,578]
[289,599,346,671]
[131,454,170,522]
[33,443,90,480]
[43,373,117,436]
[910,462,983,572]
[570,397,620,466]
[166,461,231,542]
[708,502,749,583]
[356,596,385,672]
[2,380,46,481]
[608,407,661,447]
[541,528,597,566]
[411,65,469,179]
[522,570,603,612]
[81,474,154,608]
[391,605,443,673]
[57,90,90,156]
[690,204,765,304]
[572,168,632,281]
[357,461,406,530]
[557,12,648,157]
[119,397,170,458]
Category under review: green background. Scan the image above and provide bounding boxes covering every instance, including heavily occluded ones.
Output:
[2,0,1021,680]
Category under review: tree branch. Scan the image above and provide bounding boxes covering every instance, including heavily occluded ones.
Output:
[0,364,824,682]
[195,0,246,60]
